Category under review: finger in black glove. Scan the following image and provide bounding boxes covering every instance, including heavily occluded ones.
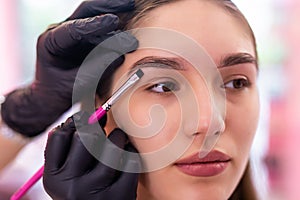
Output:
[1,0,137,137]
[43,111,141,200]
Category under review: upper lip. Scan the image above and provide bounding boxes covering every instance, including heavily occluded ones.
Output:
[175,150,231,164]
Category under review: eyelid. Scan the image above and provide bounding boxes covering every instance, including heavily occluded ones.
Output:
[144,78,181,93]
[145,77,180,87]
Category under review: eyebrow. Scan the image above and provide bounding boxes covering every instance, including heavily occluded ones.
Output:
[128,52,257,75]
[128,56,186,75]
[218,52,258,68]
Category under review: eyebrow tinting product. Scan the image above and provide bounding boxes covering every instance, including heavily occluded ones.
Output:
[10,69,144,200]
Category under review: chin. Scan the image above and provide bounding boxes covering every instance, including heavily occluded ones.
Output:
[146,179,233,200]
[178,184,231,200]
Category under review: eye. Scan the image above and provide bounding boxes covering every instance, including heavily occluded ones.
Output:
[222,78,250,89]
[147,81,179,94]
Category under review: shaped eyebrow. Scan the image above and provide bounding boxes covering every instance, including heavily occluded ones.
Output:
[218,52,257,68]
[128,56,186,75]
[127,52,257,76]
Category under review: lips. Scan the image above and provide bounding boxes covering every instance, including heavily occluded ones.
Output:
[175,150,231,177]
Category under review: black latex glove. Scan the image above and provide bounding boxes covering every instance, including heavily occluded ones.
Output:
[43,111,141,200]
[1,0,136,137]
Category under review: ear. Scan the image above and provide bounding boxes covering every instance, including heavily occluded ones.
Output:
[94,94,118,136]
[103,112,118,136]
[95,95,103,108]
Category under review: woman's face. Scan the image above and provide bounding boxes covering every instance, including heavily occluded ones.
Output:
[105,0,259,199]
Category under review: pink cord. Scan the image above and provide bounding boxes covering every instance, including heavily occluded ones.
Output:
[10,165,44,200]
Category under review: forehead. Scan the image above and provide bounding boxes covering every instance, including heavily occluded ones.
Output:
[134,0,255,62]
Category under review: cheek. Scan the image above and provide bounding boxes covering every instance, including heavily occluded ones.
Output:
[127,93,182,153]
[214,90,259,197]
[225,89,260,158]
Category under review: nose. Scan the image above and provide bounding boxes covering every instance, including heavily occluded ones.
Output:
[181,80,225,138]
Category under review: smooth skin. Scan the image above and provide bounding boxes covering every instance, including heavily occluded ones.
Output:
[104,0,260,199]
[0,135,25,170]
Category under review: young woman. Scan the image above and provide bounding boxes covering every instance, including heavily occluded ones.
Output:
[43,0,260,199]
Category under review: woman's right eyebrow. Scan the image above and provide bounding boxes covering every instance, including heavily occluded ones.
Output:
[128,56,186,75]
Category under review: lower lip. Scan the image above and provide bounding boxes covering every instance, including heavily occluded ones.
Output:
[175,161,229,177]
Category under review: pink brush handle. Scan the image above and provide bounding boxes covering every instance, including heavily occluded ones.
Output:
[10,165,44,200]
[10,109,106,200]
[88,107,107,124]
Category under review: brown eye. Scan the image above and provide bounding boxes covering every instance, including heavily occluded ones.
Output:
[148,82,179,93]
[223,78,250,89]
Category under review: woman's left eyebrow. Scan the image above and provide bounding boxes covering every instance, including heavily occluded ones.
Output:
[218,52,257,68]
[128,56,186,75]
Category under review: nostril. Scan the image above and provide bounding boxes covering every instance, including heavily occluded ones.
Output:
[192,132,200,136]
[214,131,220,136]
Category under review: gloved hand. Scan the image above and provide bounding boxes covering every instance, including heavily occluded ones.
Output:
[43,111,141,200]
[1,0,136,137]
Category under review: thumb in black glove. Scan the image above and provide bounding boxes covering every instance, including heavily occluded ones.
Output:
[43,111,141,200]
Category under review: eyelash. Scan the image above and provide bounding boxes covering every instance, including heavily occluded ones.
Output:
[145,77,250,96]
[222,77,251,90]
[146,81,179,94]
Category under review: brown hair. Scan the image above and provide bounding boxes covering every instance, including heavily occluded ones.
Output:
[97,1,259,199]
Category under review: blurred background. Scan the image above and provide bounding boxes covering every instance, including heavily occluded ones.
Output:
[0,0,299,199]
